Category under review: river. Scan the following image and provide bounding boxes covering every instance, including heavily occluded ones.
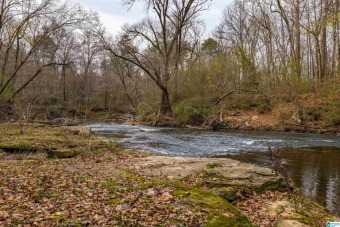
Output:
[88,123,340,216]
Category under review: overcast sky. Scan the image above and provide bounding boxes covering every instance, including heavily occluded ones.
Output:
[69,0,233,37]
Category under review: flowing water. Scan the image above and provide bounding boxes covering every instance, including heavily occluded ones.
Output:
[88,123,340,216]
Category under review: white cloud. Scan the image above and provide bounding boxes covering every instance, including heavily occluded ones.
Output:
[99,13,132,37]
[70,0,233,37]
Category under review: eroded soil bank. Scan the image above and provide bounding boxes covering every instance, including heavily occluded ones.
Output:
[0,123,338,226]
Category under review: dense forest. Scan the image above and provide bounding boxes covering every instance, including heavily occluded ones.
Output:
[0,0,339,129]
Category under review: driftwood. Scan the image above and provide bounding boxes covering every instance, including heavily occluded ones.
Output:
[213,90,236,105]
[213,88,259,106]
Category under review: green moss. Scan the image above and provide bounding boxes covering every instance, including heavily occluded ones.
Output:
[0,122,117,159]
[109,199,121,205]
[173,186,254,226]
[0,143,38,153]
[212,187,240,202]
[113,168,145,182]
[206,163,222,169]
[203,171,230,187]
[101,180,122,192]
[257,179,287,193]
[136,179,170,190]
[47,149,81,159]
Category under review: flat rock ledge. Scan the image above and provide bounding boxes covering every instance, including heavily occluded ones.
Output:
[132,156,284,192]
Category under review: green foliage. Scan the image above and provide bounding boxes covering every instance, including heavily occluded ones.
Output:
[174,98,208,125]
[173,50,239,108]
[233,45,258,86]
[202,38,219,56]
[302,107,322,122]
[224,95,270,113]
[225,95,252,110]
[280,76,315,99]
[257,101,271,114]
[325,103,340,126]
[137,87,160,122]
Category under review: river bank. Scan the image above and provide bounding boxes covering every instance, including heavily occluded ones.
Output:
[117,113,340,136]
[0,122,339,226]
[82,107,340,136]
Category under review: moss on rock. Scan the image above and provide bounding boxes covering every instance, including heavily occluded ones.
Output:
[46,149,81,159]
[0,122,115,159]
[203,171,231,187]
[173,185,254,226]
[212,187,240,202]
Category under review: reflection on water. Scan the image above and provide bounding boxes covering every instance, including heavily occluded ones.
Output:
[88,123,340,216]
[288,148,340,216]
[223,147,340,216]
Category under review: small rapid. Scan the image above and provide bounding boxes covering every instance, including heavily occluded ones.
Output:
[88,123,340,157]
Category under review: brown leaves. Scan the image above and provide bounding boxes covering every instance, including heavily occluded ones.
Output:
[236,191,287,227]
[0,152,206,226]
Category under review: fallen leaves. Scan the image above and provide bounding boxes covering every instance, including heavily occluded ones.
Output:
[235,191,287,227]
[0,151,206,226]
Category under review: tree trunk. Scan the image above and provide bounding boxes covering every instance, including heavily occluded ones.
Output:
[337,0,340,78]
[320,27,327,81]
[320,0,329,82]
[159,88,172,117]
[62,65,67,102]
[294,0,301,78]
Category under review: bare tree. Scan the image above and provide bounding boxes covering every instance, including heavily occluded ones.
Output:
[102,0,210,117]
[0,0,98,103]
[110,53,142,110]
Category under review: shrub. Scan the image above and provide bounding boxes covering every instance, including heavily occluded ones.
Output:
[302,108,322,122]
[235,96,253,110]
[224,95,251,110]
[137,102,158,122]
[257,101,271,114]
[325,105,340,126]
[174,98,208,125]
[326,111,340,126]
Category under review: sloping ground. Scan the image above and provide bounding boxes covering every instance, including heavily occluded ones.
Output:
[221,93,340,134]
[0,123,338,226]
